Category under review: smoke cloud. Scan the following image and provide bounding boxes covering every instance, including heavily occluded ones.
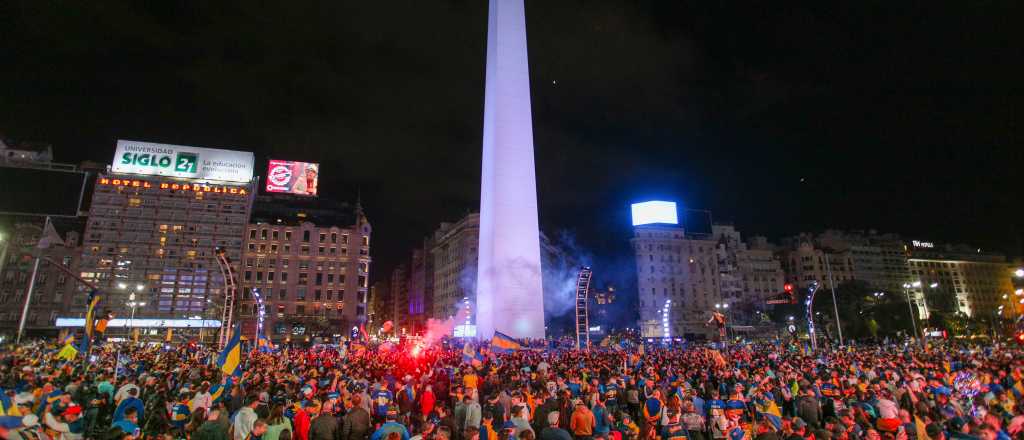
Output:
[541,230,594,318]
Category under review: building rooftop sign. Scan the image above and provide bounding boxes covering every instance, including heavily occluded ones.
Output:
[112,140,254,184]
[631,201,679,226]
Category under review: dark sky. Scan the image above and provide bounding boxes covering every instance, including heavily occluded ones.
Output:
[3,1,1022,288]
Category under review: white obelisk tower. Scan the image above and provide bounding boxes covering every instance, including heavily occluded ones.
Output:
[476,0,545,339]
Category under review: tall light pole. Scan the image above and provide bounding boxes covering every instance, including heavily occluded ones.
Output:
[903,281,922,345]
[122,283,145,340]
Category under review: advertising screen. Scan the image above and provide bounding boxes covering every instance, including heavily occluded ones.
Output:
[631,201,679,226]
[266,160,319,196]
[111,140,254,183]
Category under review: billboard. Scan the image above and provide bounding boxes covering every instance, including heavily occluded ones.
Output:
[631,201,679,226]
[265,160,319,196]
[0,166,87,216]
[111,140,254,184]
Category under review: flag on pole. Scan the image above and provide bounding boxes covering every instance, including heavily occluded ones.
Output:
[256,331,274,353]
[77,290,102,357]
[490,331,521,353]
[217,324,242,376]
[462,342,484,367]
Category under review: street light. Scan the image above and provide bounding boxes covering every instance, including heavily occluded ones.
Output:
[1015,268,1024,278]
[121,283,146,338]
[902,282,922,345]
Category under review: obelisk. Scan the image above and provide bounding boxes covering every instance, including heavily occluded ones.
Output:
[475,0,545,339]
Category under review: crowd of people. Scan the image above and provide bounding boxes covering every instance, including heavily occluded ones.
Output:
[1,336,1023,440]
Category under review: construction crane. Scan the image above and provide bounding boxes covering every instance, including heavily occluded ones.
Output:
[575,267,593,350]
[214,247,238,350]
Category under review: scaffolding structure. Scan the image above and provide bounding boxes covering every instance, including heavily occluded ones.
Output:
[575,267,593,350]
[214,247,237,349]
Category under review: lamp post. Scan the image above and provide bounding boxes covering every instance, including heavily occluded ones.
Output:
[715,302,729,340]
[121,283,145,340]
[903,281,923,345]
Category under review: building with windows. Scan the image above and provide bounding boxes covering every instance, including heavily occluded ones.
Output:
[0,222,82,336]
[404,246,434,336]
[632,224,721,339]
[905,242,1016,320]
[712,225,785,323]
[237,196,371,342]
[430,213,479,319]
[80,143,256,329]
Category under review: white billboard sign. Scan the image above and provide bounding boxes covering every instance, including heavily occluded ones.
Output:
[112,140,254,184]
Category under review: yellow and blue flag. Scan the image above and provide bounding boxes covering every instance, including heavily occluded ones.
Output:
[491,331,521,353]
[59,333,75,346]
[83,291,101,340]
[0,388,11,416]
[77,290,102,357]
[56,343,78,361]
[217,324,242,376]
[256,331,274,353]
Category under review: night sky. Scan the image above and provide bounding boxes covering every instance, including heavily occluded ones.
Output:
[3,1,1022,289]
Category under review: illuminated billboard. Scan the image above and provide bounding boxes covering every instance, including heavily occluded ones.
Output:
[266,160,319,196]
[631,201,679,226]
[112,140,254,184]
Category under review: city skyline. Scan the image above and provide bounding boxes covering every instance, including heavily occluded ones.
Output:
[1,1,1021,287]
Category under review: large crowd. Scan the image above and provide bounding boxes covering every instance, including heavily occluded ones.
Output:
[1,337,1023,440]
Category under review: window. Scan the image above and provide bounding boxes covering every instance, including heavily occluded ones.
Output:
[326,290,333,300]
[268,271,275,281]
[256,271,263,282]
[272,230,279,240]
[285,231,292,241]
[249,230,257,239]
[315,273,323,285]
[278,289,286,300]
[261,229,268,240]
[296,287,306,301]
[362,236,369,246]
[281,272,288,282]
[319,233,326,243]
[318,247,325,254]
[315,289,322,300]
[277,304,285,318]
[296,305,305,315]
[298,273,308,285]
[303,231,310,242]
[244,271,252,281]
[328,274,334,283]
[331,233,337,243]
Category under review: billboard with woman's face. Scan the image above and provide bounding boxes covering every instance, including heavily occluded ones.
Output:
[266,160,319,196]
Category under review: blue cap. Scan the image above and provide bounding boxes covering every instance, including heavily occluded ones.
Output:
[729,427,745,440]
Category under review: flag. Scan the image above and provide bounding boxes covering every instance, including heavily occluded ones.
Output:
[755,398,781,418]
[83,290,101,340]
[210,377,234,402]
[77,290,101,357]
[56,343,78,361]
[59,333,75,346]
[462,342,484,367]
[217,324,242,376]
[256,332,274,353]
[359,323,369,341]
[0,388,10,416]
[490,331,521,353]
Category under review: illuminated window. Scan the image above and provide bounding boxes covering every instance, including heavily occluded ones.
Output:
[186,250,197,259]
[128,198,142,207]
[172,225,184,232]
[159,224,168,232]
